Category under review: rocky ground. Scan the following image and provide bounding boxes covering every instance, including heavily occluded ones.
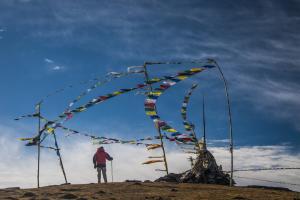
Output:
[1,182,299,200]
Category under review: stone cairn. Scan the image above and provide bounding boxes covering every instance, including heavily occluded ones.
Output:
[155,140,233,185]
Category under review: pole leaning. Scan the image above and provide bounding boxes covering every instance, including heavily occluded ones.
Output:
[143,63,169,175]
[53,131,68,184]
[215,62,234,187]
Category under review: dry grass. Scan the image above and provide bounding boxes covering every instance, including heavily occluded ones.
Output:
[1,182,299,200]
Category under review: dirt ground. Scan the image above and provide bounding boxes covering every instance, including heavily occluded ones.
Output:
[0,182,299,200]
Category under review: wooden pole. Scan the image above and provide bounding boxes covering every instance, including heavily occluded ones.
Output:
[143,63,169,175]
[37,102,41,188]
[155,123,169,174]
[215,62,234,187]
[202,95,207,150]
[53,131,68,184]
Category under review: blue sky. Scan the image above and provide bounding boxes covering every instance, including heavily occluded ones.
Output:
[0,0,300,189]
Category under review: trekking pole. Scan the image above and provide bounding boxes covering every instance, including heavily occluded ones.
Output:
[111,160,114,182]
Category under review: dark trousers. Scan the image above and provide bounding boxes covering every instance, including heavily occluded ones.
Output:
[97,166,107,183]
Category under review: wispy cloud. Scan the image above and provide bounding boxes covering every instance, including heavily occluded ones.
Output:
[44,58,66,72]
[0,27,5,39]
[44,58,54,64]
[232,72,300,131]
[52,65,64,71]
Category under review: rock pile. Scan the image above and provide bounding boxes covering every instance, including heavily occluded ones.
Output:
[155,149,233,185]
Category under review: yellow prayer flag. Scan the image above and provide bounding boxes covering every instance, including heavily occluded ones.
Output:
[150,78,161,82]
[177,75,188,80]
[78,107,86,112]
[166,128,177,133]
[18,138,33,141]
[149,91,162,96]
[146,111,157,116]
[190,68,203,72]
[47,127,54,134]
[113,91,122,95]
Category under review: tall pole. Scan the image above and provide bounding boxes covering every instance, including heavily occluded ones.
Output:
[53,131,68,184]
[37,102,41,188]
[202,95,207,150]
[143,63,169,175]
[215,62,234,187]
[155,123,169,174]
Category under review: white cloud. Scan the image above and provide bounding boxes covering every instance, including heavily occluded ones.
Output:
[44,58,54,63]
[44,58,66,72]
[52,65,63,71]
[0,28,4,39]
[0,124,299,191]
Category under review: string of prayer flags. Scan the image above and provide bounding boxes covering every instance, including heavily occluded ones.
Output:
[35,74,106,105]
[40,145,59,151]
[14,102,42,120]
[64,66,145,113]
[144,63,216,143]
[28,117,166,147]
[142,160,164,165]
[145,68,206,143]
[22,65,214,146]
[33,67,206,146]
[127,66,144,73]
[92,138,150,146]
[146,144,162,150]
[181,84,198,133]
[14,66,144,122]
[54,123,162,146]
[38,74,166,140]
[55,123,162,146]
[14,113,39,121]
[43,66,143,105]
[145,59,217,66]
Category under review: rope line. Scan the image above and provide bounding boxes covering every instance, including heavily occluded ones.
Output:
[234,175,300,186]
[232,167,300,172]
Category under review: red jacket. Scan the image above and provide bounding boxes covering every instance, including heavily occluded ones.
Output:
[93,147,113,167]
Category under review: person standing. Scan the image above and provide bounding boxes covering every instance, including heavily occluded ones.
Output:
[93,147,113,183]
